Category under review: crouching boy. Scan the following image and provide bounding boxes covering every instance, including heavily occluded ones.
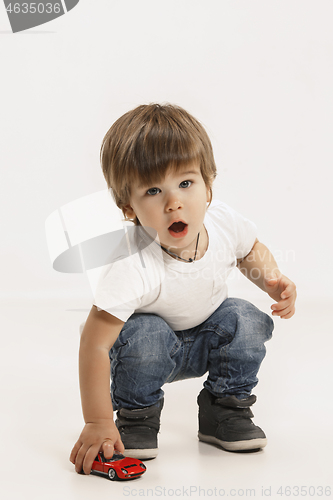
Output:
[70,103,296,475]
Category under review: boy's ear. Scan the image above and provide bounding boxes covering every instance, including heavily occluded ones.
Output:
[123,203,136,220]
[206,185,212,204]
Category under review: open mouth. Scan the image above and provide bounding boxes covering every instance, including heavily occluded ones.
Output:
[168,221,188,238]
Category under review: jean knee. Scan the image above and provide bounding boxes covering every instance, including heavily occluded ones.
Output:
[238,298,274,342]
[219,298,274,342]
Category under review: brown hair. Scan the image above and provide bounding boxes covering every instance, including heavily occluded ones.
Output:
[100,103,217,224]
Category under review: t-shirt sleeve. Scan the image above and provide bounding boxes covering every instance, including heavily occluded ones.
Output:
[210,201,257,260]
[92,256,145,323]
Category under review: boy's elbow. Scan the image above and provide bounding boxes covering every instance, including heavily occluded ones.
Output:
[237,238,259,266]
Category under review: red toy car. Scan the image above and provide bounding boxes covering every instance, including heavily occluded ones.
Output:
[91,452,146,481]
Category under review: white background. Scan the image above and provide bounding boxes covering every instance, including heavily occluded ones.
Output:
[1,1,332,499]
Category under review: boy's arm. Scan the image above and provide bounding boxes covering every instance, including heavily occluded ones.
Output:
[69,306,125,475]
[237,239,297,319]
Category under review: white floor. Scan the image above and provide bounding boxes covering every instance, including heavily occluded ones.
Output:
[1,297,332,499]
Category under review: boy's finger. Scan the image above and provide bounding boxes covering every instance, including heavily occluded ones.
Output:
[82,444,100,475]
[272,304,293,317]
[272,302,290,314]
[281,308,295,319]
[102,439,115,459]
[281,282,296,299]
[114,436,125,454]
[281,289,292,299]
[74,443,90,473]
[266,276,278,283]
[265,277,278,288]
[271,298,290,311]
[70,440,81,464]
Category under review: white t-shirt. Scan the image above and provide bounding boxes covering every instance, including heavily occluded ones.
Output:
[93,200,257,330]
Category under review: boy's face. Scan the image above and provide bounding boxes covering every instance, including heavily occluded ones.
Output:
[123,163,210,259]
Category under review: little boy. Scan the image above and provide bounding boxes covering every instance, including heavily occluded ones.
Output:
[70,104,297,475]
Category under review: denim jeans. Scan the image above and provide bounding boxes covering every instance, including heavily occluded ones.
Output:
[109,298,274,410]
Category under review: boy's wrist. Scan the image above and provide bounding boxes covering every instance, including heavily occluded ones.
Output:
[84,417,115,425]
[237,241,282,291]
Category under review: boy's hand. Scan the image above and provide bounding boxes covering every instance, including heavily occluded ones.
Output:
[69,419,125,475]
[264,273,297,319]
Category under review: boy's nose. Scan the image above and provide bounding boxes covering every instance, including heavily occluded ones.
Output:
[165,194,183,212]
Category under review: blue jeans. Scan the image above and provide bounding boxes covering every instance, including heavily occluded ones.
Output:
[109,298,274,410]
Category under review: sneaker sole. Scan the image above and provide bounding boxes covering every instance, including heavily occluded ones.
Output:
[122,448,158,460]
[198,431,267,451]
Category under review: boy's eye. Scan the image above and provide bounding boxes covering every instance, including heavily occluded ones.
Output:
[180,180,192,188]
[146,187,161,196]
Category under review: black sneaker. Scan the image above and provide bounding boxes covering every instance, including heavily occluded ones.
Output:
[197,388,267,452]
[115,399,164,459]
